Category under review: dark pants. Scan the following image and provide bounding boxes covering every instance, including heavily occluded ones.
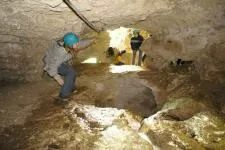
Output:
[132,49,142,66]
[57,63,76,97]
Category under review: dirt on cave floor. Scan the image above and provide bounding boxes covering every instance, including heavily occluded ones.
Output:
[0,63,225,150]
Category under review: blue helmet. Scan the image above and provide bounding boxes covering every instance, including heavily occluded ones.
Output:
[63,32,79,47]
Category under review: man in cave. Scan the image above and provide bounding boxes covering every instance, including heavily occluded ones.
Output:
[130,30,144,66]
[43,32,95,104]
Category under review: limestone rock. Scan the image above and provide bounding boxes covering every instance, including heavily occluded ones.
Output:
[139,111,225,149]
[66,102,153,150]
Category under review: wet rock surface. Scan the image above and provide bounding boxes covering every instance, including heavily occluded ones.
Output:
[138,68,225,149]
[140,111,225,150]
[0,81,56,129]
[0,64,225,149]
[0,64,155,149]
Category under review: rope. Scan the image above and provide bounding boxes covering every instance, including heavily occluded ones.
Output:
[63,0,101,33]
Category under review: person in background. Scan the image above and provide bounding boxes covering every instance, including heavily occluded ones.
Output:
[43,32,95,104]
[130,30,144,66]
[139,34,153,65]
[106,47,126,65]
[113,50,126,65]
[106,47,115,58]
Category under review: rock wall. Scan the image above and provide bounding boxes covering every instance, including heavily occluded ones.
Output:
[0,0,225,82]
[140,0,225,83]
[0,0,153,81]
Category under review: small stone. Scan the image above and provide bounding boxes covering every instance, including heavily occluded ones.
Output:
[48,143,60,149]
[63,123,70,129]
[222,105,225,114]
[213,131,225,136]
[0,109,5,113]
[212,137,221,143]
[29,135,35,140]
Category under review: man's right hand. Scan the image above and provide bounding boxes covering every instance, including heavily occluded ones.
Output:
[54,75,64,86]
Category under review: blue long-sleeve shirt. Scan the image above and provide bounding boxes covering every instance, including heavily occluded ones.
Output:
[130,34,144,50]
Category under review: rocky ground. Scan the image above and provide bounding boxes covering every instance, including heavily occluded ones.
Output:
[0,63,225,150]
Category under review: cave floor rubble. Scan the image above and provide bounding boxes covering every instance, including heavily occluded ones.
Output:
[0,63,225,150]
